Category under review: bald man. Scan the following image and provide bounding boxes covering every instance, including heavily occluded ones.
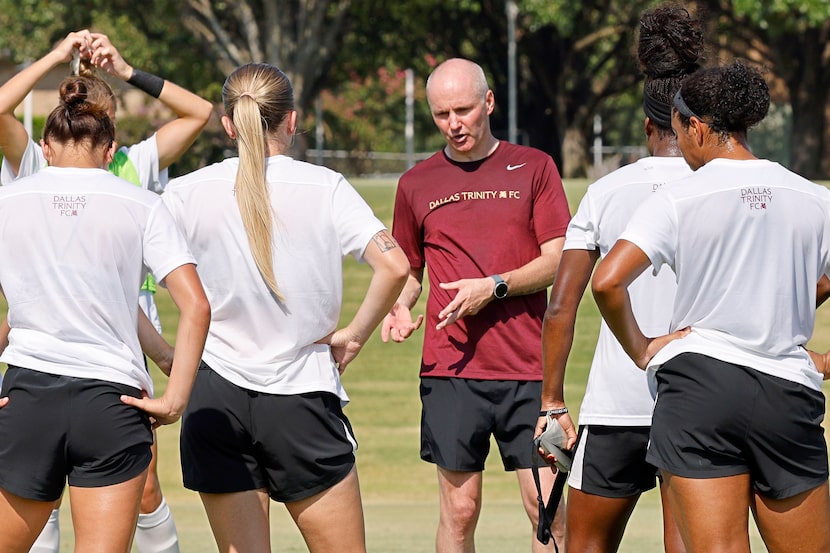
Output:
[382,58,571,553]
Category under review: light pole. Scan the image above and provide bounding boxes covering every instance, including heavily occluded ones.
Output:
[406,68,415,170]
[506,0,518,144]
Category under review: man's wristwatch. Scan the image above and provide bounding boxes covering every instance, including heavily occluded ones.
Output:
[490,274,508,299]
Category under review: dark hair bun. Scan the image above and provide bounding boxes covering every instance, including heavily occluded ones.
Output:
[679,60,770,133]
[719,61,769,130]
[639,3,704,78]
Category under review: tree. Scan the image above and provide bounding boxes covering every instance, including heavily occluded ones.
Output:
[178,0,351,156]
[0,0,219,90]
[0,0,226,174]
[516,1,655,177]
[341,0,830,178]
[339,0,654,177]
[700,0,830,178]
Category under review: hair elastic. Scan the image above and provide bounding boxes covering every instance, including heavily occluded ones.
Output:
[127,69,165,99]
[673,88,701,120]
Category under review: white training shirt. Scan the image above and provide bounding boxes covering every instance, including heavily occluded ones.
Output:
[620,158,830,392]
[566,157,691,426]
[0,166,195,394]
[163,155,386,400]
[1,135,169,330]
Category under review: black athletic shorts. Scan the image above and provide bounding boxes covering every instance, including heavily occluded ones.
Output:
[568,425,657,497]
[0,366,152,501]
[181,362,357,503]
[420,377,542,472]
[648,352,828,499]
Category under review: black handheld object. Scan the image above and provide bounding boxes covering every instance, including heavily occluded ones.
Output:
[532,415,573,550]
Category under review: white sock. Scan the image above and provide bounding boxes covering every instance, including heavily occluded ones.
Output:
[134,498,180,553]
[29,508,60,553]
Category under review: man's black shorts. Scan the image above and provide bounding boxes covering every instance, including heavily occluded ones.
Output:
[420,377,541,471]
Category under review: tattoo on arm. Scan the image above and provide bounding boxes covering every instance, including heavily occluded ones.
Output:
[372,230,398,253]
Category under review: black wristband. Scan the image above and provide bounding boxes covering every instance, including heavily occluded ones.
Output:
[127,69,164,99]
[539,408,568,417]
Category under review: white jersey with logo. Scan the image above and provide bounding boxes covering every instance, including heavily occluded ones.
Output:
[0,167,194,394]
[1,135,169,331]
[163,155,386,400]
[620,158,830,392]
[567,157,691,425]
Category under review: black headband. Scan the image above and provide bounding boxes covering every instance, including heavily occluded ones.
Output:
[673,88,701,120]
[643,88,672,128]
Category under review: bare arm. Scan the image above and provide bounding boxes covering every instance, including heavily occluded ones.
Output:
[319,230,409,372]
[592,240,688,369]
[137,308,174,376]
[0,318,8,407]
[536,248,599,448]
[121,264,210,426]
[380,268,425,343]
[806,276,830,373]
[0,30,93,174]
[818,275,830,307]
[436,236,565,330]
[0,317,9,355]
[88,33,213,170]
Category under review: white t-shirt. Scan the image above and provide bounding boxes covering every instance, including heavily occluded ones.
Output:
[621,158,830,392]
[1,135,168,331]
[566,157,691,426]
[0,167,195,394]
[163,155,386,400]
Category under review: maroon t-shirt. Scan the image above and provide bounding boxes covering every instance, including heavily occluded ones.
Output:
[393,141,571,380]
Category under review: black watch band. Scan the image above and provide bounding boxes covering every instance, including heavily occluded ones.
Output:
[490,274,508,299]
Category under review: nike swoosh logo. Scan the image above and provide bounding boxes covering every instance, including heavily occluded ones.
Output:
[506,163,527,171]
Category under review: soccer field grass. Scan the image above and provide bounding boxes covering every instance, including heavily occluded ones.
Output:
[8,177,830,551]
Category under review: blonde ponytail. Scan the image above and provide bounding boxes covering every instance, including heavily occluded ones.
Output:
[233,95,282,300]
[223,63,294,301]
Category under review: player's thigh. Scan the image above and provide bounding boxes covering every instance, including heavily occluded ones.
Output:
[286,466,366,553]
[662,471,752,553]
[565,487,638,553]
[70,470,148,553]
[0,489,54,553]
[752,481,830,553]
[200,489,271,553]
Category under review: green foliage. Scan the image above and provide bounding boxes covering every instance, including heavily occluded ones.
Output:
[749,102,793,166]
[1,0,827,178]
[520,0,584,33]
[596,90,647,153]
[0,0,221,97]
[732,0,830,28]
[0,0,67,62]
[29,116,46,142]
[304,63,444,170]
